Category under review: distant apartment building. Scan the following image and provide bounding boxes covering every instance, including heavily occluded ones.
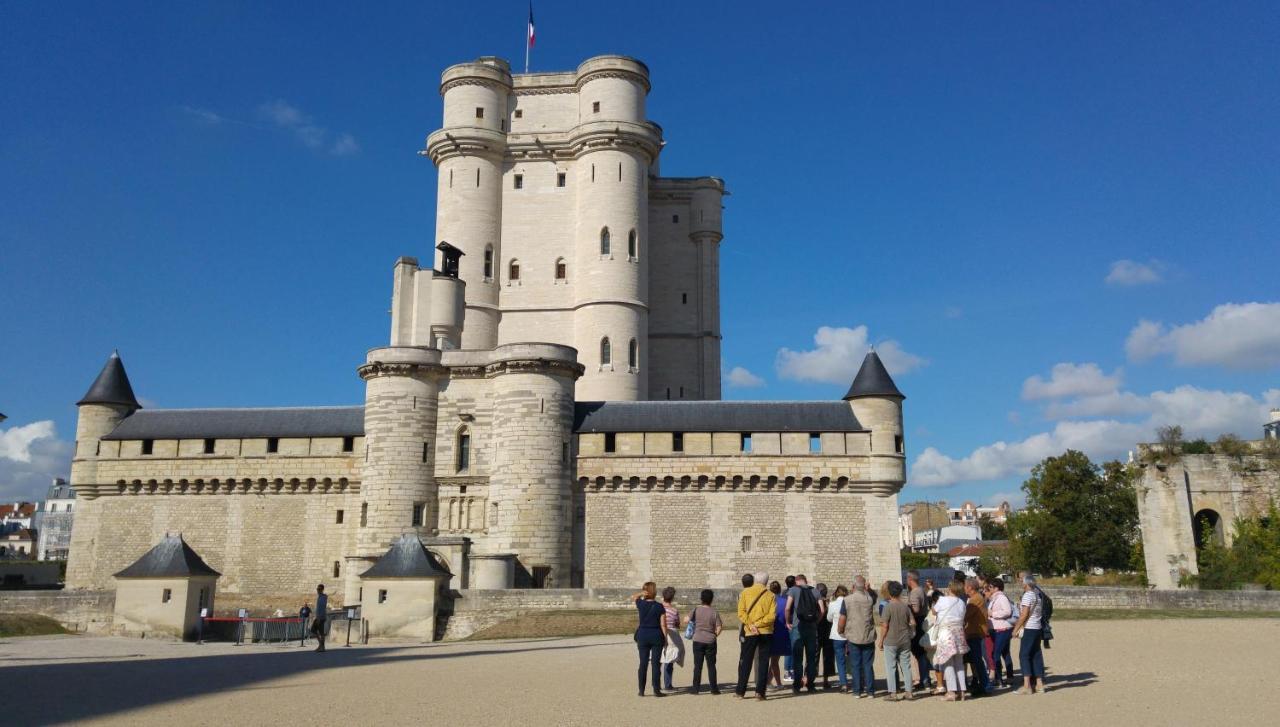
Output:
[947,500,1013,527]
[36,478,76,561]
[0,502,36,534]
[898,499,1013,549]
[0,529,36,559]
[912,524,982,553]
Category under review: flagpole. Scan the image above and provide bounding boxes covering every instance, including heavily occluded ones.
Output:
[524,2,531,73]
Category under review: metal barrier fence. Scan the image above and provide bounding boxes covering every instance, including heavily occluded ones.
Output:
[198,609,365,646]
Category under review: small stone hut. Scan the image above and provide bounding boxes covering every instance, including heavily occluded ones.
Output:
[113,534,219,640]
[360,534,452,641]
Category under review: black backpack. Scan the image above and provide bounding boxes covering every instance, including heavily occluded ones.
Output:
[1036,587,1055,647]
[795,586,820,623]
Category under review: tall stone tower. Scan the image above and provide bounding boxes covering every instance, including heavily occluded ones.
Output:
[844,350,906,487]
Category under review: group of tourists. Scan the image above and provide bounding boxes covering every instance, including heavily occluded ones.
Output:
[631,569,1053,700]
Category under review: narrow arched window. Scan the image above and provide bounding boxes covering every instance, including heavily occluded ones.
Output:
[600,337,612,366]
[555,258,567,280]
[456,428,471,472]
[508,259,520,281]
[628,229,638,259]
[628,338,638,369]
[600,227,610,255]
[483,247,494,279]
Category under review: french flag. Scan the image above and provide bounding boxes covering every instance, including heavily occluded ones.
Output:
[527,4,536,49]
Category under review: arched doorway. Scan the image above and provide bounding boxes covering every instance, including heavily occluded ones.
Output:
[1193,509,1224,549]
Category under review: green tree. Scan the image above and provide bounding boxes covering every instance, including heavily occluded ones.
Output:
[978,513,1008,540]
[1007,450,1140,576]
[1190,501,1280,590]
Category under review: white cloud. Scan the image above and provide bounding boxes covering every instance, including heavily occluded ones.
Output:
[0,421,73,502]
[1126,302,1280,369]
[911,386,1280,487]
[1105,259,1165,286]
[726,366,765,388]
[986,491,1026,509]
[330,133,361,156]
[1043,391,1150,419]
[775,325,924,385]
[259,100,359,156]
[180,105,230,125]
[1021,362,1122,401]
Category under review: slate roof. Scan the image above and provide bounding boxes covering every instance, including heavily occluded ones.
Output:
[103,406,364,440]
[114,534,221,578]
[572,401,865,433]
[360,534,453,579]
[843,351,905,400]
[78,351,141,409]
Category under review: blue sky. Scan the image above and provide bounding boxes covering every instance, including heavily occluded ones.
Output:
[2,1,1278,505]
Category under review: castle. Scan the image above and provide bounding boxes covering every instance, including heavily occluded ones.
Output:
[64,56,907,612]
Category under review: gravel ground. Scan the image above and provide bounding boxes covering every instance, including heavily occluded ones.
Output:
[1,619,1276,726]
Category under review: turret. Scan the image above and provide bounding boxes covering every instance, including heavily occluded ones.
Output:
[75,351,140,459]
[844,351,906,481]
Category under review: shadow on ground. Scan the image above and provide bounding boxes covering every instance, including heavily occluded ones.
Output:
[0,638,615,723]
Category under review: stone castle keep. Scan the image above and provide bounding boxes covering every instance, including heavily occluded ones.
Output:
[64,56,907,620]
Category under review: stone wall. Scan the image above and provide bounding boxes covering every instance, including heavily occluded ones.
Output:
[0,589,115,633]
[1047,585,1280,612]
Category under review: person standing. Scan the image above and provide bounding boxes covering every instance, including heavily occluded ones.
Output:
[687,589,724,694]
[769,581,789,689]
[298,603,312,647]
[781,574,796,683]
[815,583,835,690]
[931,581,969,701]
[905,570,932,691]
[877,581,915,701]
[785,574,823,694]
[845,576,878,699]
[311,584,328,653]
[659,587,684,691]
[987,577,1016,687]
[827,585,850,692]
[631,582,668,697]
[963,578,991,697]
[1013,575,1047,694]
[736,572,776,700]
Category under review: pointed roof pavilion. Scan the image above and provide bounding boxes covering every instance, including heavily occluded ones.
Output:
[77,351,141,409]
[843,350,905,400]
[360,534,453,579]
[114,534,221,579]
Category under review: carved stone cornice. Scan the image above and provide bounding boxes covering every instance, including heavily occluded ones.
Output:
[576,68,651,93]
[484,358,585,380]
[577,474,899,497]
[513,85,574,97]
[422,128,508,165]
[440,77,509,95]
[358,360,446,381]
[448,365,488,380]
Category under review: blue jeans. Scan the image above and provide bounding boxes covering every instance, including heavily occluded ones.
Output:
[1019,629,1046,683]
[832,640,849,688]
[966,636,991,693]
[849,641,876,695]
[636,630,663,693]
[884,643,913,694]
[992,629,1014,683]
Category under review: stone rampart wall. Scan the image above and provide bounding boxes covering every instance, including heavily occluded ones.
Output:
[0,589,115,633]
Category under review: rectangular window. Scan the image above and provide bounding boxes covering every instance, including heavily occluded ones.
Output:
[267,437,279,454]
[203,438,215,454]
[665,388,671,400]
[457,433,471,471]
[672,214,679,223]
[336,509,344,524]
[162,588,171,603]
[591,164,595,182]
[514,109,523,118]
[682,293,687,304]
[513,174,523,189]
[895,434,904,454]
[604,432,616,453]
[422,442,430,462]
[618,163,622,181]
[412,503,424,527]
[673,432,684,453]
[459,485,467,494]
[555,260,566,279]
[333,561,340,578]
[360,502,368,527]
[741,433,752,453]
[342,436,354,453]
[475,106,484,119]
[592,101,600,113]
[141,439,154,456]
[562,441,570,464]
[741,535,752,553]
[679,386,684,398]
[557,172,566,187]
[378,589,388,604]
[810,433,821,454]
[532,566,551,588]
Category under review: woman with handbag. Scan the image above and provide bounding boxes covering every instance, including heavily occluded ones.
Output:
[659,586,685,691]
[684,589,724,694]
[631,582,668,697]
[930,581,971,701]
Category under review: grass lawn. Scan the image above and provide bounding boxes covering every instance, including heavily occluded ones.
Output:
[0,613,70,638]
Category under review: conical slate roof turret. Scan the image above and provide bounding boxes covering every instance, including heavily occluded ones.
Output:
[360,534,453,579]
[77,351,141,409]
[843,350,905,400]
[114,534,220,578]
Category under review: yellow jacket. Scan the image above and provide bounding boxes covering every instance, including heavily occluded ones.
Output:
[737,584,776,635]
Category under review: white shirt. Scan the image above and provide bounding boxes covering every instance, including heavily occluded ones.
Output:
[828,596,847,641]
[1020,589,1044,630]
[932,595,965,625]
